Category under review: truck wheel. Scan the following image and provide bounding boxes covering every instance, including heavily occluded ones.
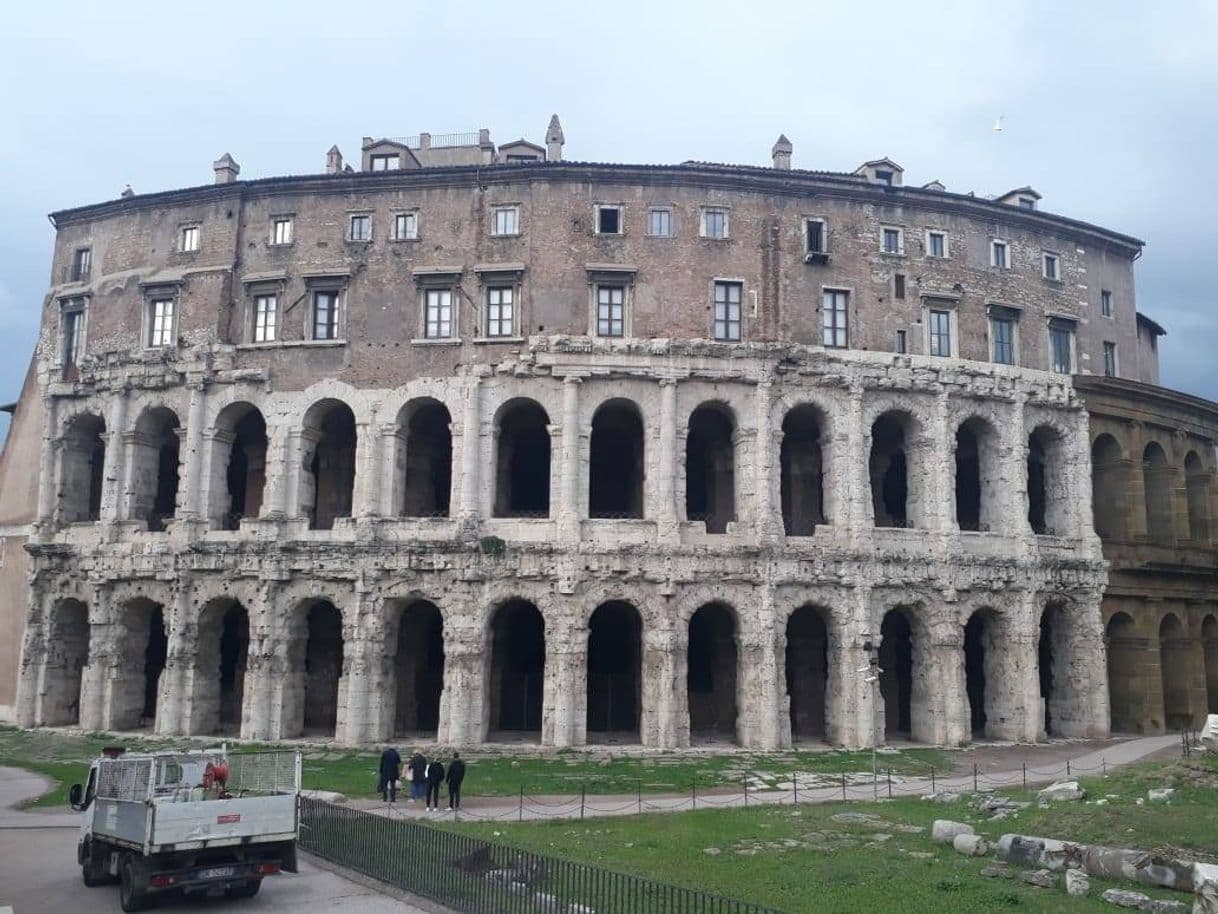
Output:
[227,879,262,899]
[119,856,149,912]
[81,842,106,887]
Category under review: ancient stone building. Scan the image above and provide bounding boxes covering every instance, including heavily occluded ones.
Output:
[1,118,1209,747]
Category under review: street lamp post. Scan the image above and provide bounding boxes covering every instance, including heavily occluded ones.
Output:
[858,639,882,799]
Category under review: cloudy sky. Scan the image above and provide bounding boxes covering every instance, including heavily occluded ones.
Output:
[2,0,1215,442]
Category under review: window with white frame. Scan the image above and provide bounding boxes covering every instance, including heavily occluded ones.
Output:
[1103,341,1118,377]
[926,230,948,258]
[701,207,729,239]
[822,289,849,348]
[424,289,454,339]
[880,226,904,255]
[713,281,742,340]
[991,239,1010,269]
[348,214,372,242]
[990,313,1016,365]
[391,212,418,241]
[180,225,200,253]
[595,205,622,235]
[1101,289,1113,317]
[1042,251,1061,280]
[270,216,294,246]
[312,290,341,340]
[928,308,953,357]
[486,286,515,337]
[71,247,92,282]
[1049,319,1075,374]
[492,206,520,236]
[252,293,278,343]
[647,207,672,237]
[596,285,626,337]
[147,297,176,347]
[370,153,400,171]
[62,298,86,367]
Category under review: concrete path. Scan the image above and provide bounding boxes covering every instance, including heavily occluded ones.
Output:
[350,734,1182,824]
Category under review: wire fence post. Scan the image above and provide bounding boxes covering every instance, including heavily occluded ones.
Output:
[841,772,846,801]
[743,776,749,808]
[580,783,586,820]
[886,768,892,799]
[1022,762,1027,789]
[1067,760,1072,778]
[973,763,978,792]
[1102,758,1107,775]
[637,779,642,815]
[930,766,936,793]
[692,777,697,811]
[793,771,799,806]
[518,784,523,822]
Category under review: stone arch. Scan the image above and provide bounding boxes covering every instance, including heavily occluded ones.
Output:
[210,402,267,530]
[57,413,106,524]
[1159,613,1191,730]
[40,598,90,725]
[191,598,250,734]
[685,402,736,534]
[686,601,739,744]
[1105,611,1140,733]
[589,399,645,519]
[586,600,643,740]
[282,598,344,738]
[395,398,453,518]
[780,404,827,535]
[870,410,924,528]
[112,597,168,730]
[963,607,1005,737]
[386,598,445,737]
[954,416,1000,533]
[301,399,357,530]
[1204,614,1218,714]
[1091,433,1128,539]
[1184,451,1210,543]
[785,604,831,741]
[130,406,181,531]
[493,398,551,518]
[486,598,546,738]
[1027,424,1069,535]
[1143,442,1173,544]
[879,605,930,741]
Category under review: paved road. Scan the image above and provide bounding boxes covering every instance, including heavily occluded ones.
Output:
[0,768,433,914]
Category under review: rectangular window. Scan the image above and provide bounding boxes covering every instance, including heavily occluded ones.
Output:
[1050,323,1074,374]
[596,285,626,337]
[805,219,826,253]
[486,286,515,337]
[312,291,339,340]
[492,206,520,236]
[596,205,622,235]
[701,208,728,239]
[875,170,894,186]
[893,273,906,299]
[348,214,371,242]
[424,289,453,339]
[63,305,85,366]
[1101,289,1113,317]
[991,317,1015,365]
[1043,252,1060,280]
[1104,341,1118,377]
[822,289,848,348]
[148,298,176,347]
[927,231,947,258]
[271,217,293,246]
[392,212,418,241]
[713,281,742,340]
[370,153,400,171]
[180,225,199,253]
[991,240,1009,269]
[928,309,952,357]
[71,248,92,282]
[1018,197,1036,210]
[253,294,277,343]
[647,207,672,237]
[881,227,903,254]
[895,329,907,354]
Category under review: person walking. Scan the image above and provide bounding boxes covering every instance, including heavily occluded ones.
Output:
[425,757,445,811]
[377,746,401,803]
[408,750,427,803]
[446,751,466,811]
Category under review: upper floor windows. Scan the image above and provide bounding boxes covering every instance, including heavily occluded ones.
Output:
[991,239,1010,269]
[179,225,200,253]
[370,153,400,171]
[1042,251,1061,281]
[925,302,957,357]
[391,211,419,241]
[492,205,520,237]
[880,226,904,255]
[312,290,341,341]
[485,286,516,338]
[348,214,372,242]
[596,285,626,337]
[822,289,848,348]
[270,216,294,246]
[926,230,948,259]
[147,297,177,348]
[423,289,454,340]
[1101,289,1113,318]
[61,298,86,373]
[647,207,673,238]
[989,310,1017,365]
[595,205,622,235]
[805,218,827,255]
[253,293,278,343]
[71,248,92,282]
[1049,318,1075,374]
[701,207,729,240]
[713,281,742,341]
[1103,341,1118,377]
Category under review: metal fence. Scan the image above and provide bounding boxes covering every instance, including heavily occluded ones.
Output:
[299,796,789,914]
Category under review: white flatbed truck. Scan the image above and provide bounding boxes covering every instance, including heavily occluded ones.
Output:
[68,747,301,911]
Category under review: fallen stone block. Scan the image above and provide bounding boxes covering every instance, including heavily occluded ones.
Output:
[1147,788,1175,802]
[921,791,962,803]
[1201,715,1218,754]
[1066,870,1090,896]
[1039,780,1086,802]
[932,820,974,844]
[1101,889,1150,908]
[1194,862,1218,914]
[1019,869,1055,888]
[981,863,1013,879]
[953,834,989,857]
[1141,900,1188,914]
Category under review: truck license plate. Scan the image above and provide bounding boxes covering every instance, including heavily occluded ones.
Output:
[217,814,241,824]
[200,866,236,880]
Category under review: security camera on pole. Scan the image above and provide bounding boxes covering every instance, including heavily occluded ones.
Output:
[858,638,882,799]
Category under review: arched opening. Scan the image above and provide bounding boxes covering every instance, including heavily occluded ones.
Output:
[390,600,445,737]
[131,407,180,532]
[400,400,452,518]
[870,411,919,528]
[1185,451,1209,543]
[303,401,357,531]
[42,599,90,725]
[589,400,645,519]
[111,599,168,730]
[954,418,999,533]
[285,600,344,737]
[488,600,545,737]
[780,405,826,535]
[1038,601,1081,737]
[58,414,106,524]
[1159,614,1191,731]
[193,599,250,734]
[1204,615,1218,714]
[1106,612,1140,733]
[1091,434,1128,539]
[494,400,551,518]
[687,603,738,743]
[1027,426,1068,535]
[1143,442,1173,544]
[586,601,642,740]
[785,605,829,741]
[212,403,267,531]
[880,608,914,739]
[964,610,1003,737]
[685,404,736,534]
[141,606,167,726]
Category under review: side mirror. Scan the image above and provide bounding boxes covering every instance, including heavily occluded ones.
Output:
[68,784,84,810]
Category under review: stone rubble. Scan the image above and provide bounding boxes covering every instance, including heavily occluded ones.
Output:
[931,820,975,844]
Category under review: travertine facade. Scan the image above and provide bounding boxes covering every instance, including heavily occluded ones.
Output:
[4,120,1202,746]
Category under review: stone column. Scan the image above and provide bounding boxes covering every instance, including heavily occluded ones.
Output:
[641,621,681,747]
[557,376,583,543]
[77,587,112,731]
[198,429,234,529]
[1126,421,1149,540]
[14,589,47,726]
[457,375,482,532]
[352,420,380,519]
[180,379,208,521]
[100,389,128,522]
[845,384,870,532]
[34,392,59,531]
[934,617,970,747]
[837,584,873,750]
[1005,614,1044,743]
[378,425,405,516]
[656,378,680,543]
[753,381,781,543]
[438,630,485,746]
[543,619,587,747]
[155,585,193,736]
[737,606,783,749]
[929,389,953,533]
[1005,392,1029,542]
[240,601,276,742]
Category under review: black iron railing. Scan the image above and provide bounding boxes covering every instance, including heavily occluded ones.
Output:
[299,796,788,914]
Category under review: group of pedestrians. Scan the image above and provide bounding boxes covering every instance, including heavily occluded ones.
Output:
[377,746,466,812]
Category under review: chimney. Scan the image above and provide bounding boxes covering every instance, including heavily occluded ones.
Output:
[213,153,240,185]
[326,145,343,174]
[478,128,494,165]
[546,114,565,162]
[771,134,793,170]
[121,185,135,199]
[419,132,432,150]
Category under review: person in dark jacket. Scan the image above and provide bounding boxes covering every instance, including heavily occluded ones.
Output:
[377,746,401,803]
[446,752,466,810]
[408,751,427,802]
[425,758,445,811]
